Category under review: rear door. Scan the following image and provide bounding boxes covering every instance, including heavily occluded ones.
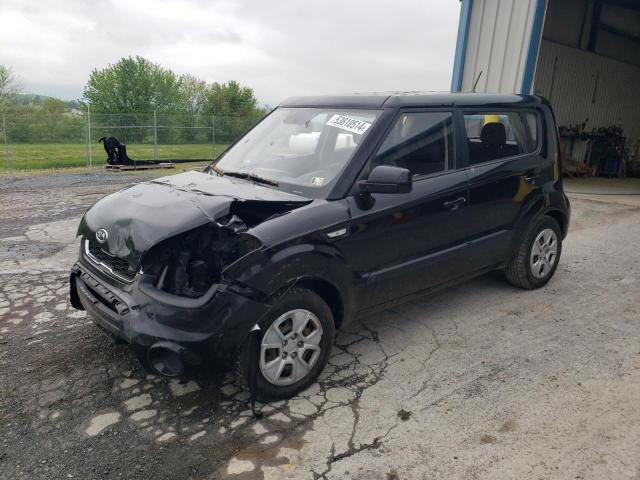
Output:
[459,108,544,266]
[338,109,473,309]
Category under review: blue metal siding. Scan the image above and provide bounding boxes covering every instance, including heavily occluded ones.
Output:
[520,0,548,93]
[451,0,473,92]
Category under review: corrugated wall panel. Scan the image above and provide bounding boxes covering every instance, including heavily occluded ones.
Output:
[534,40,640,142]
[461,0,538,93]
[486,0,512,90]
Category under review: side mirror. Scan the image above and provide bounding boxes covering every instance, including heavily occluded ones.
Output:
[359,165,412,194]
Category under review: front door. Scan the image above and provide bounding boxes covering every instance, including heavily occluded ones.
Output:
[337,110,473,310]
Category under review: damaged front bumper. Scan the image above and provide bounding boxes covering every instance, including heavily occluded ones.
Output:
[69,260,269,377]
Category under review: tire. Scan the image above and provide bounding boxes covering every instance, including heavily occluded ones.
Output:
[238,287,335,400]
[505,215,562,290]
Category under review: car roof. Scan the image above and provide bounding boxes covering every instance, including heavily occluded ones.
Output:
[279,91,545,109]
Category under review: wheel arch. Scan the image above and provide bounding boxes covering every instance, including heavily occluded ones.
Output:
[226,244,352,329]
[293,277,345,328]
[544,209,568,238]
[511,189,568,253]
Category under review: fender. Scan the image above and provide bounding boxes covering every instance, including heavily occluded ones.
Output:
[222,243,352,372]
[512,190,544,248]
[223,241,354,321]
[221,196,353,317]
[510,188,568,253]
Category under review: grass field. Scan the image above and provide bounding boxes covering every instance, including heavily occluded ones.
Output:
[0,143,229,171]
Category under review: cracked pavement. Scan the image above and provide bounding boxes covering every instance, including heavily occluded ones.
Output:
[1,171,639,479]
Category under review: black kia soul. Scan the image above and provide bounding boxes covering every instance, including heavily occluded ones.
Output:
[70,92,570,399]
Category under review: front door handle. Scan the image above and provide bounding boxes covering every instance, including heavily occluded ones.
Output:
[443,197,467,211]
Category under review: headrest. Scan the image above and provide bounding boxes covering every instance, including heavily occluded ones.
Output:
[401,115,423,139]
[480,122,506,147]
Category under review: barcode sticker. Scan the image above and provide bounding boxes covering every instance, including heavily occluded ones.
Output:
[326,115,372,135]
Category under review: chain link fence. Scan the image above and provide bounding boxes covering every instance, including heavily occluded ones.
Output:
[1,110,260,171]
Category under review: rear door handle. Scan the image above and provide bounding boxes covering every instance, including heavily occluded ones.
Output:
[443,197,467,211]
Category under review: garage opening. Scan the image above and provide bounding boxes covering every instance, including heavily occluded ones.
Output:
[533,0,640,178]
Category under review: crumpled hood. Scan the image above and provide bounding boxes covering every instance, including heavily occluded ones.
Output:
[78,171,310,266]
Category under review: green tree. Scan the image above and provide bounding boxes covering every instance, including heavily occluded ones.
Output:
[83,56,182,141]
[82,57,265,144]
[83,56,181,113]
[177,74,207,142]
[178,74,206,116]
[202,80,258,117]
[0,65,21,112]
[40,97,66,139]
[201,80,264,142]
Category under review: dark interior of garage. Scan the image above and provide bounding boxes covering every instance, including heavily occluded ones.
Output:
[534,0,640,178]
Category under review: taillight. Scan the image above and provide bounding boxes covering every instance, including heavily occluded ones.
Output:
[556,127,563,167]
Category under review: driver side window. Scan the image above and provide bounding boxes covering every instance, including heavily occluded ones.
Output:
[372,111,453,177]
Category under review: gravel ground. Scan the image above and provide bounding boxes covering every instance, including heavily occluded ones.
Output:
[1,171,639,480]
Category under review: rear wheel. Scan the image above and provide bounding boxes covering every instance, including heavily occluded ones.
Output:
[239,287,335,400]
[505,216,562,289]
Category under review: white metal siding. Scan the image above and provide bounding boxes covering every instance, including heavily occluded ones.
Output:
[461,0,539,93]
[534,39,640,142]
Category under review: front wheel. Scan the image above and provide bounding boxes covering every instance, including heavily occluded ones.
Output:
[239,287,335,400]
[505,215,562,289]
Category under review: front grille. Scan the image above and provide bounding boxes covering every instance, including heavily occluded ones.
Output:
[85,240,137,283]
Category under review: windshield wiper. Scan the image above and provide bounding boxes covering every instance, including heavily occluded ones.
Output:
[210,163,225,176]
[219,169,279,187]
[246,173,279,187]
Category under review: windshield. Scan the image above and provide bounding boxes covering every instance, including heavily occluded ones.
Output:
[214,107,381,197]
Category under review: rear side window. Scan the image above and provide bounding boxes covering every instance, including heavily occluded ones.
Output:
[463,111,538,165]
[372,112,453,177]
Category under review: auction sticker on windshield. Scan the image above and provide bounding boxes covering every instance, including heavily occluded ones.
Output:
[326,114,372,135]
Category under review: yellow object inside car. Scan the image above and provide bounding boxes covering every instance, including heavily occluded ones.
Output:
[484,114,501,125]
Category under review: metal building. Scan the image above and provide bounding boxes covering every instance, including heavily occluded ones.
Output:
[452,0,640,172]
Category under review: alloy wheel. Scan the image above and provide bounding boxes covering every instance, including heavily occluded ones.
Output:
[259,309,323,386]
[530,228,558,279]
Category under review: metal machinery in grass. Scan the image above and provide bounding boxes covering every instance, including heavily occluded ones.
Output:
[98,136,172,170]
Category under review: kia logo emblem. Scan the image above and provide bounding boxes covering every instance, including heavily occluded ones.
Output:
[96,229,109,243]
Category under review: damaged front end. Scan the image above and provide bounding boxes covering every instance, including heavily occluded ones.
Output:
[70,171,310,377]
[140,215,261,300]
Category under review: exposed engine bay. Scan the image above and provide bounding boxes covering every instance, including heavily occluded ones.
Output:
[141,216,258,297]
[140,200,300,298]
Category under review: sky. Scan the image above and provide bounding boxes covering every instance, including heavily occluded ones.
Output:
[0,0,461,106]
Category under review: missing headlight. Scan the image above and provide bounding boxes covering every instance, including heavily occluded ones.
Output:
[142,216,262,298]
